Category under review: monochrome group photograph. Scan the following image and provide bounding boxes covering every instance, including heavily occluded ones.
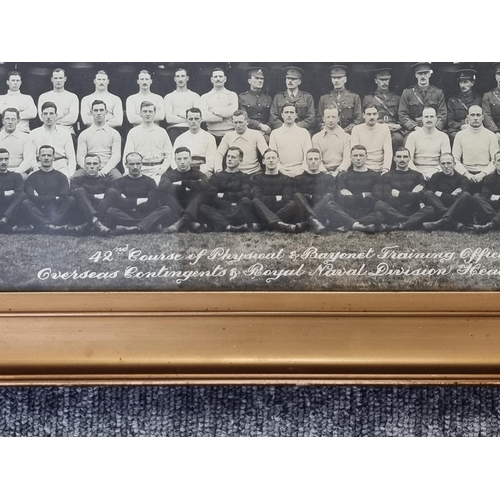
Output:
[0,61,499,292]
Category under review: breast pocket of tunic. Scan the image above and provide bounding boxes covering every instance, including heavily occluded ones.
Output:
[409,104,422,117]
[341,106,354,120]
[492,102,500,118]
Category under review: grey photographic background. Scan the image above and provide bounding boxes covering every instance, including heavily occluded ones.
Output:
[1,385,499,436]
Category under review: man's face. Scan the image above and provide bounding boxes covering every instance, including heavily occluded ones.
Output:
[351,149,367,169]
[468,107,483,129]
[51,71,66,90]
[175,152,192,172]
[375,76,391,91]
[248,74,264,91]
[495,155,500,173]
[92,104,107,125]
[211,71,226,89]
[306,152,321,173]
[226,150,241,170]
[140,105,156,124]
[94,74,109,91]
[0,152,9,173]
[138,73,152,91]
[126,154,143,177]
[323,108,339,129]
[363,107,379,126]
[440,155,455,176]
[232,115,248,135]
[186,111,201,132]
[415,70,431,87]
[3,111,18,133]
[41,106,57,126]
[286,75,301,91]
[495,73,500,86]
[174,70,188,88]
[422,109,437,128]
[84,156,101,177]
[7,75,21,92]
[39,148,54,169]
[282,105,297,125]
[263,151,279,172]
[459,79,474,93]
[331,75,347,90]
[394,150,410,170]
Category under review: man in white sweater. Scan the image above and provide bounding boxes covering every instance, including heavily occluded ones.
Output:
[0,71,37,133]
[351,105,392,173]
[452,105,499,193]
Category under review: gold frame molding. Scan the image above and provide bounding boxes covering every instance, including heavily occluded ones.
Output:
[1,291,500,385]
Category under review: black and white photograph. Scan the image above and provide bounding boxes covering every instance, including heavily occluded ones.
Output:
[1,61,500,292]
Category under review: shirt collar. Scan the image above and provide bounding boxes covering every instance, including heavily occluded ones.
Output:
[89,123,110,133]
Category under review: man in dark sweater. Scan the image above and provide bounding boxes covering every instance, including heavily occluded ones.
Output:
[422,153,473,231]
[199,146,257,232]
[471,152,500,233]
[373,147,435,230]
[159,147,209,233]
[70,154,113,235]
[0,148,26,233]
[323,144,384,232]
[21,144,76,234]
[251,148,305,233]
[103,152,171,235]
[293,148,335,234]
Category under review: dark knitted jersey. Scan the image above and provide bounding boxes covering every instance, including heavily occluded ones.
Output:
[71,174,112,195]
[251,172,293,203]
[159,167,209,196]
[25,169,70,204]
[374,169,426,204]
[337,169,381,203]
[427,171,469,194]
[111,174,158,211]
[0,171,24,195]
[207,171,251,205]
[293,172,335,198]
[481,171,500,199]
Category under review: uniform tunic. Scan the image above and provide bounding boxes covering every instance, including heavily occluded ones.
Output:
[317,89,362,133]
[363,91,401,125]
[398,85,447,131]
[238,89,272,130]
[482,88,500,133]
[447,92,482,136]
[270,90,315,131]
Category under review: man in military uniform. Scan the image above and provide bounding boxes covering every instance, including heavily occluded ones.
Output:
[482,63,500,143]
[269,66,315,132]
[317,65,362,134]
[447,68,482,143]
[238,67,272,139]
[398,63,447,134]
[363,67,404,149]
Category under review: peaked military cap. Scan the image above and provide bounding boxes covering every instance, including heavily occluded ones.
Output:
[247,67,265,78]
[328,64,348,77]
[411,62,433,73]
[284,66,303,78]
[455,68,476,80]
[373,67,392,78]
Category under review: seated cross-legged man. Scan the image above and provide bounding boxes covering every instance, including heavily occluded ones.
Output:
[103,152,172,235]
[323,144,384,233]
[422,153,474,232]
[70,153,113,235]
[21,145,76,234]
[0,148,26,233]
[292,148,336,234]
[471,151,500,234]
[373,147,435,231]
[251,148,305,233]
[158,147,209,234]
[199,146,257,232]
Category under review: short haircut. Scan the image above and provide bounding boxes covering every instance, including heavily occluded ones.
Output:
[394,147,411,156]
[3,107,20,119]
[175,146,191,156]
[175,67,189,77]
[351,144,367,153]
[95,70,108,78]
[363,104,378,113]
[232,110,248,120]
[140,100,156,111]
[84,153,101,164]
[91,99,107,110]
[41,101,58,113]
[306,148,321,156]
[7,71,21,80]
[422,107,436,115]
[227,146,244,159]
[263,148,278,158]
[212,67,225,77]
[39,144,55,155]
[282,103,297,113]
[0,148,10,156]
[323,105,338,115]
[186,107,202,118]
[440,152,455,163]
[126,152,143,163]
[138,69,151,78]
[52,68,66,77]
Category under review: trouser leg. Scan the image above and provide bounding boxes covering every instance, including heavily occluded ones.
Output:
[276,200,298,223]
[73,188,98,223]
[323,200,356,229]
[199,204,229,231]
[105,207,140,229]
[401,206,435,229]
[293,193,316,220]
[1,192,26,223]
[182,192,205,221]
[444,192,473,225]
[422,191,448,218]
[21,199,51,228]
[225,198,256,226]
[472,194,498,225]
[374,200,407,224]
[252,199,282,226]
[137,206,172,232]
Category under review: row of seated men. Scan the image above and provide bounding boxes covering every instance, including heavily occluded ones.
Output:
[4,63,500,146]
[1,141,500,237]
